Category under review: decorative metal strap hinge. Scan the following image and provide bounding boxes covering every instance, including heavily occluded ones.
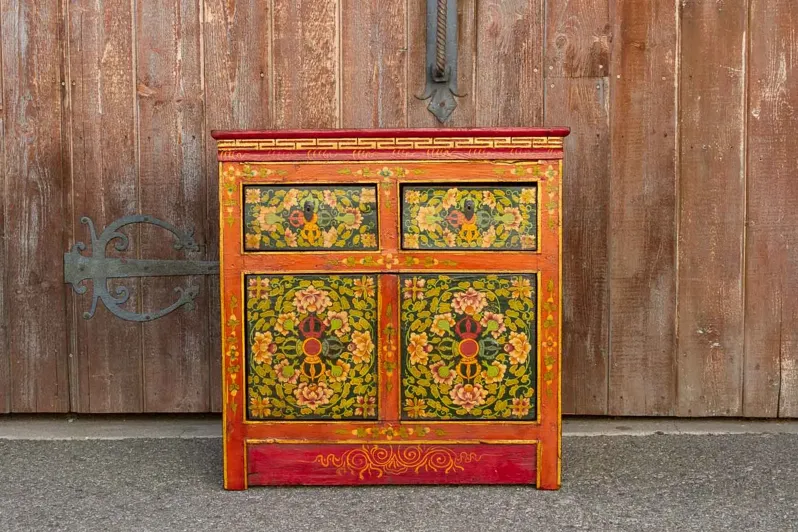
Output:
[418,0,461,123]
[64,215,219,322]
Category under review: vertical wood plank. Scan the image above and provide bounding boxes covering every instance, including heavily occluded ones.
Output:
[1,0,70,412]
[0,1,7,414]
[545,0,610,78]
[203,0,272,412]
[545,78,610,415]
[608,0,678,416]
[137,0,209,412]
[475,0,543,126]
[340,0,406,128]
[68,0,143,413]
[745,0,798,418]
[544,0,610,416]
[406,0,476,127]
[677,0,747,417]
[273,0,338,129]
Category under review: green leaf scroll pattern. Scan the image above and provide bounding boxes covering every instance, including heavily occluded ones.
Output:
[400,274,537,420]
[246,274,379,420]
[401,185,537,250]
[244,185,379,250]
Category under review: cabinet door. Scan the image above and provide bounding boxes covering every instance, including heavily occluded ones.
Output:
[245,274,380,420]
[399,273,538,421]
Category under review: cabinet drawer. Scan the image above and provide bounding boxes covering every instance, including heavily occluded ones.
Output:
[245,274,379,420]
[400,273,537,421]
[401,184,538,250]
[243,185,379,251]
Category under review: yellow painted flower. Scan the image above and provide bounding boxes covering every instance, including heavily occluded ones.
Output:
[452,288,488,316]
[327,360,351,383]
[510,277,533,299]
[481,226,496,248]
[408,333,430,365]
[416,205,440,233]
[353,276,376,298]
[284,228,298,247]
[245,233,262,249]
[406,190,422,204]
[322,227,338,248]
[249,395,271,417]
[519,188,536,204]
[404,234,420,248]
[274,359,299,384]
[511,397,531,418]
[275,312,297,335]
[506,331,531,365]
[245,188,262,204]
[251,331,274,365]
[360,233,377,248]
[481,361,507,384]
[405,398,428,419]
[343,207,363,230]
[349,331,374,364]
[294,382,333,411]
[482,190,496,208]
[502,207,524,231]
[403,277,426,300]
[247,276,270,299]
[544,165,558,180]
[441,188,459,209]
[256,205,279,232]
[360,187,377,203]
[542,335,558,352]
[292,286,332,314]
[430,313,455,336]
[449,383,488,412]
[443,229,457,247]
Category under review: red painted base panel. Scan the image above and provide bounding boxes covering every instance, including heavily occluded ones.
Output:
[247,443,537,486]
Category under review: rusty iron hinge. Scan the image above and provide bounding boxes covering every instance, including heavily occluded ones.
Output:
[64,215,219,322]
[417,0,462,123]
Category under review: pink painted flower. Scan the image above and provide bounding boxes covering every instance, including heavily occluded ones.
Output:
[323,189,338,208]
[502,207,524,231]
[480,312,506,338]
[481,226,497,248]
[294,382,333,411]
[429,361,455,385]
[449,383,488,412]
[284,228,298,247]
[441,188,459,209]
[282,188,300,209]
[327,360,351,383]
[443,229,457,247]
[292,286,332,314]
[353,276,376,298]
[256,206,279,232]
[452,288,488,316]
[322,227,338,248]
[481,361,507,384]
[355,395,377,417]
[416,205,440,233]
[324,310,351,337]
[245,188,262,204]
[344,207,363,230]
[360,187,377,203]
[520,234,537,249]
[275,312,297,335]
[274,359,299,384]
[430,313,455,336]
[482,190,496,208]
[403,277,426,300]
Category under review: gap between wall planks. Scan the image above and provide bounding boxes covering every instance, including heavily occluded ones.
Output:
[2,0,798,417]
[544,0,611,415]
[677,0,747,417]
[1,0,71,413]
[744,0,798,418]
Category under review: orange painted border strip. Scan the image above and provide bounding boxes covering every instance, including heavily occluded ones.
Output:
[379,275,400,421]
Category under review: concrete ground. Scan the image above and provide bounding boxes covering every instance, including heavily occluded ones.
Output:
[0,417,796,531]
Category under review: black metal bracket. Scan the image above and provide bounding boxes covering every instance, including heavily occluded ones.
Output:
[64,215,219,322]
[417,0,462,123]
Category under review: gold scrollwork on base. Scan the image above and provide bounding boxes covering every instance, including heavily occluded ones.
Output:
[314,445,481,480]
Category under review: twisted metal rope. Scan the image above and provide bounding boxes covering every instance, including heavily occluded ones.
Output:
[435,0,447,79]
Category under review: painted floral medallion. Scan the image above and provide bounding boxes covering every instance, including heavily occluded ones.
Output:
[245,274,379,420]
[400,274,537,420]
[401,185,538,250]
[244,185,379,251]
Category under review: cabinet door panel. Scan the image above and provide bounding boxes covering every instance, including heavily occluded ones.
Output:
[399,273,538,420]
[243,185,379,251]
[245,274,379,420]
[401,185,538,250]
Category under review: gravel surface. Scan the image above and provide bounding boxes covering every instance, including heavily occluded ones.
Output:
[0,434,796,531]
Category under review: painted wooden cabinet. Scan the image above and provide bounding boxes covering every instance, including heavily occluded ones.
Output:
[212,128,568,489]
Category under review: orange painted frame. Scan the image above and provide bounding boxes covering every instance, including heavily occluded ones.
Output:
[214,128,567,489]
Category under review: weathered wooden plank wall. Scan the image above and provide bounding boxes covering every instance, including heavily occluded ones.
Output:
[1,0,797,416]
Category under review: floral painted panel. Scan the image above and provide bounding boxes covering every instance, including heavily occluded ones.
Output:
[246,274,379,420]
[244,185,379,251]
[400,274,537,420]
[401,185,538,250]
